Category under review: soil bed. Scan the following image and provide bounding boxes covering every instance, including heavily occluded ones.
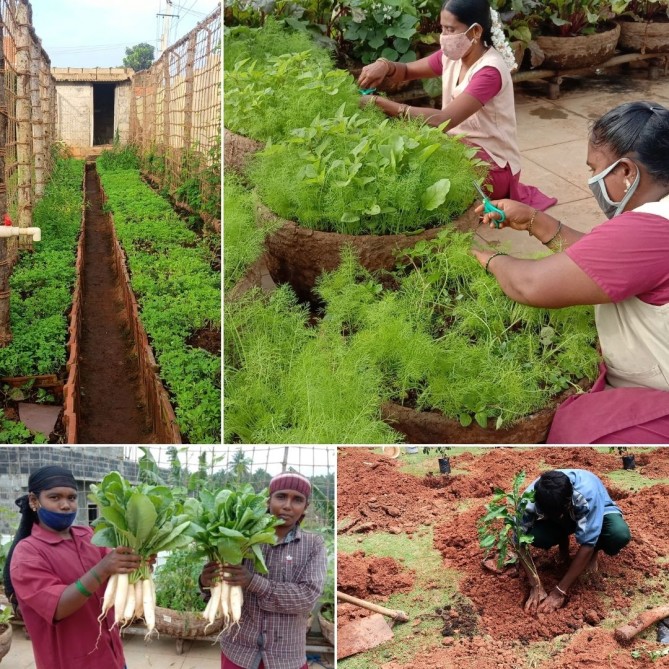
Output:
[338,447,669,668]
[78,163,153,443]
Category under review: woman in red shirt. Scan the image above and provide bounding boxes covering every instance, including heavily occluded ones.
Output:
[3,465,141,669]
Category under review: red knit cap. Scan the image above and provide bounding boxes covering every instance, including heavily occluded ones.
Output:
[269,472,312,499]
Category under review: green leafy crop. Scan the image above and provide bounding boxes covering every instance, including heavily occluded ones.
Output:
[0,159,83,379]
[250,110,483,235]
[97,164,221,444]
[184,484,283,572]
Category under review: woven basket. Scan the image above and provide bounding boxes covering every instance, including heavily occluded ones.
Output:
[381,379,593,444]
[318,612,334,646]
[0,624,13,663]
[618,19,669,54]
[153,607,224,639]
[534,23,621,70]
[224,129,262,174]
[259,202,480,302]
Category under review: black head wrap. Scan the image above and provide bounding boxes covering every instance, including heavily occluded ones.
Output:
[3,466,77,608]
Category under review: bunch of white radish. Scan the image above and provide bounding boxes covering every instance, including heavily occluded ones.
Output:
[185,484,283,633]
[89,472,194,639]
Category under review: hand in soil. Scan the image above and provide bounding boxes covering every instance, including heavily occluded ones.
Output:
[524,585,548,615]
[536,590,566,614]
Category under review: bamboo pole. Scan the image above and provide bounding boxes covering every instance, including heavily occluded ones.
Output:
[0,18,10,346]
[162,52,171,174]
[182,31,196,151]
[29,38,45,197]
[15,1,33,238]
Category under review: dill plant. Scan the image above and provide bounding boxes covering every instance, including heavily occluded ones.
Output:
[224,19,331,72]
[224,285,398,444]
[223,174,272,292]
[315,231,599,429]
[250,111,483,235]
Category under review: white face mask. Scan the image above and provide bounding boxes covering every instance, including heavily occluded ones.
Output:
[440,24,476,61]
[587,158,640,219]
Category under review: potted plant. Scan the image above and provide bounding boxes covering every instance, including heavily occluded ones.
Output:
[478,471,541,596]
[609,446,636,470]
[525,0,621,70]
[491,0,539,68]
[423,446,452,474]
[612,0,669,53]
[0,607,13,664]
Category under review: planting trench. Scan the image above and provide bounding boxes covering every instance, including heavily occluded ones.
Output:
[337,447,669,668]
[63,163,179,443]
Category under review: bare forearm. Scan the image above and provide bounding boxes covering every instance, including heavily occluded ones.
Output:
[529,210,584,250]
[54,568,104,621]
[557,545,594,593]
[372,95,444,124]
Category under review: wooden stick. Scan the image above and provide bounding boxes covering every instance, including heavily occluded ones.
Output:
[614,605,669,643]
[336,591,409,623]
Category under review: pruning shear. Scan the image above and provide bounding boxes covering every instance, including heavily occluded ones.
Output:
[473,180,506,228]
[358,87,376,95]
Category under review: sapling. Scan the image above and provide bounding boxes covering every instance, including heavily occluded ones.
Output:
[477,471,541,590]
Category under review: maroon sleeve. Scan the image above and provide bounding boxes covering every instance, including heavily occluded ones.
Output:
[463,66,502,105]
[565,211,669,305]
[427,49,442,76]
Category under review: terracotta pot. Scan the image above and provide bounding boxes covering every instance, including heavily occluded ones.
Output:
[318,611,335,646]
[0,623,12,663]
[534,23,621,70]
[224,129,262,174]
[618,19,669,54]
[259,202,480,302]
[380,380,593,444]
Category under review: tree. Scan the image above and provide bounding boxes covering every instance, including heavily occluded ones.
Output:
[229,449,253,483]
[123,43,155,72]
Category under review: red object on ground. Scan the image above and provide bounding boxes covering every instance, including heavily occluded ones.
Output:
[3,213,12,226]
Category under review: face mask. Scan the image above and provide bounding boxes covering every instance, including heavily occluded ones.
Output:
[37,507,77,531]
[440,25,476,61]
[587,158,640,219]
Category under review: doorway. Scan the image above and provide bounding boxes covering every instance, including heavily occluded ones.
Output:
[92,83,115,145]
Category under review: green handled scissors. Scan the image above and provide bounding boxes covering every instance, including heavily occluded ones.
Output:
[473,181,506,228]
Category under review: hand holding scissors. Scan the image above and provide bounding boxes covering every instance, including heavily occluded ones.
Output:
[473,181,506,228]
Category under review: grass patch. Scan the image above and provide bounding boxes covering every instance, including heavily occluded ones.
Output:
[338,527,469,668]
[523,638,569,668]
[604,469,669,492]
[392,448,529,478]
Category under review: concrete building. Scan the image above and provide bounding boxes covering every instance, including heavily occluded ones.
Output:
[0,447,140,532]
[52,67,133,157]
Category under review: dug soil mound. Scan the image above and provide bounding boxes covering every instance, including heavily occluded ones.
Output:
[338,551,416,600]
[339,447,669,668]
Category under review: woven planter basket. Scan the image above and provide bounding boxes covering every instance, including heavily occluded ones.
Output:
[224,129,262,174]
[0,624,12,663]
[153,606,224,639]
[259,202,480,302]
[534,23,621,70]
[618,19,669,54]
[318,612,334,646]
[380,379,593,444]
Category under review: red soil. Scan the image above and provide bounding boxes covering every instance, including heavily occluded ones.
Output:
[338,447,669,668]
[338,551,416,600]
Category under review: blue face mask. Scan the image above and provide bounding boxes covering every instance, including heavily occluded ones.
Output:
[37,507,77,531]
[587,158,639,219]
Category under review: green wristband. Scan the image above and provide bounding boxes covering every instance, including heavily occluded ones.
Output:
[75,579,93,597]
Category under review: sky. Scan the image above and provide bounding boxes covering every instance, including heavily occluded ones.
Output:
[124,446,337,478]
[29,0,220,69]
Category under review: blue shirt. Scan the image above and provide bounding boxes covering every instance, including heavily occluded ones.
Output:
[521,469,622,546]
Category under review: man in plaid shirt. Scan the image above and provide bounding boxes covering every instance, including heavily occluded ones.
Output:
[200,471,327,669]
